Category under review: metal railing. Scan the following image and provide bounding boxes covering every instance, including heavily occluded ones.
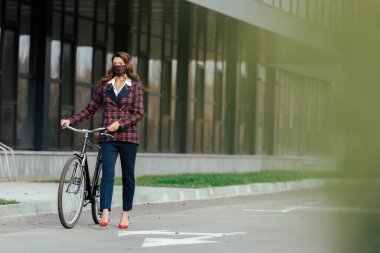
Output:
[0,142,16,179]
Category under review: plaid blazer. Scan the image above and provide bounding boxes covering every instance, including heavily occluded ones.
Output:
[69,79,144,144]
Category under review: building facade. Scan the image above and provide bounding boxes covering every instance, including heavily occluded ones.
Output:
[0,0,360,157]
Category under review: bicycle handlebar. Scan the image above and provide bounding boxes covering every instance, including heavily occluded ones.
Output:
[63,124,114,139]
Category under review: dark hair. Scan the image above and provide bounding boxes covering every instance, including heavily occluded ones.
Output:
[97,51,139,86]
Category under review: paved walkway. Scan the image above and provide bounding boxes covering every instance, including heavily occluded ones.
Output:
[0,179,328,218]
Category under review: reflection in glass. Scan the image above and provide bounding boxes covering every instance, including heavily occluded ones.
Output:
[97,1,107,22]
[62,43,73,105]
[298,0,307,18]
[76,46,93,83]
[64,14,75,36]
[78,0,94,18]
[6,0,18,22]
[17,78,35,149]
[2,30,16,100]
[97,23,106,43]
[106,26,114,51]
[60,110,73,149]
[147,95,160,152]
[20,4,31,34]
[108,0,116,24]
[148,59,161,90]
[78,19,93,46]
[281,0,291,12]
[94,49,105,82]
[65,0,75,13]
[74,86,92,147]
[146,59,162,151]
[49,82,60,148]
[1,106,15,146]
[106,53,113,72]
[203,60,215,153]
[50,40,61,79]
[52,11,61,39]
[74,86,92,113]
[18,35,30,74]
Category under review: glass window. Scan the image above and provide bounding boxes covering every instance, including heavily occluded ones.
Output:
[164,1,173,40]
[60,109,73,148]
[108,0,116,24]
[161,60,171,115]
[195,67,205,119]
[274,0,281,8]
[17,78,35,149]
[281,0,292,12]
[138,56,149,86]
[20,4,31,34]
[214,71,223,121]
[96,23,106,43]
[2,30,16,100]
[262,0,273,5]
[53,0,62,11]
[6,0,18,22]
[65,0,75,13]
[1,105,15,146]
[146,59,161,151]
[49,82,60,148]
[146,95,160,152]
[97,0,107,22]
[164,40,171,58]
[50,40,61,79]
[298,0,307,18]
[74,86,92,116]
[308,0,317,23]
[18,35,30,74]
[62,43,74,105]
[64,14,75,36]
[150,37,161,59]
[206,12,216,52]
[140,1,150,33]
[73,86,92,147]
[79,0,94,18]
[52,11,62,40]
[93,49,105,82]
[292,0,298,16]
[106,26,114,52]
[150,0,163,37]
[140,33,148,52]
[76,46,93,83]
[78,18,93,46]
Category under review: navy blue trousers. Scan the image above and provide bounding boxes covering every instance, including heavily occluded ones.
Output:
[100,141,138,212]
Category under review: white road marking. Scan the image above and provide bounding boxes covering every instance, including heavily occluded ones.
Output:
[118,230,247,248]
[244,206,380,214]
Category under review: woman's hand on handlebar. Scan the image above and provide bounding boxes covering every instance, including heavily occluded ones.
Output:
[107,121,120,132]
[60,119,70,129]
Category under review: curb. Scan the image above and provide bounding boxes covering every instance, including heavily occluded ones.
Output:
[0,179,329,218]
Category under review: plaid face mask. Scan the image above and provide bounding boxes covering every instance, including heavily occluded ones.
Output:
[112,65,127,77]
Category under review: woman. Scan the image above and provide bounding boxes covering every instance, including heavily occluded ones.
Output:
[61,52,144,229]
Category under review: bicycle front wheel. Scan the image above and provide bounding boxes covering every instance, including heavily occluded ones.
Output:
[58,156,85,229]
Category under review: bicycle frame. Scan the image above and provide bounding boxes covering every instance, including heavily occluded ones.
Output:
[64,125,109,206]
[58,124,113,228]
[74,134,100,206]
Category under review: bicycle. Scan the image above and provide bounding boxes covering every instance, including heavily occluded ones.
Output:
[57,124,113,229]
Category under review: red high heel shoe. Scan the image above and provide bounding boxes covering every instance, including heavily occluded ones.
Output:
[118,223,128,229]
[119,216,129,229]
[99,218,110,227]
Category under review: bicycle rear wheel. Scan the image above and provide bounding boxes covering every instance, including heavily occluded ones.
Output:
[91,162,102,224]
[58,156,85,229]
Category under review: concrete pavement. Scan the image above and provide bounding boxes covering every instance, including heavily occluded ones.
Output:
[0,179,331,218]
